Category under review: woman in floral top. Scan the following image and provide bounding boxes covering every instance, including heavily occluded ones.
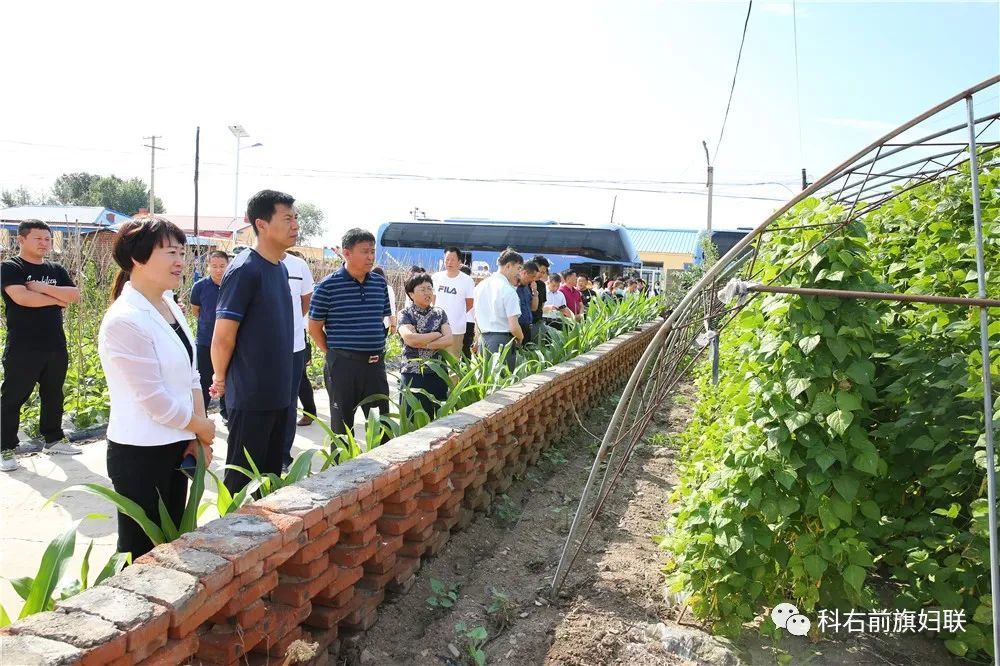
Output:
[397,273,453,419]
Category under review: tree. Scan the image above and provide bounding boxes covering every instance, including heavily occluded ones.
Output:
[295,202,326,245]
[49,172,163,215]
[1,186,52,207]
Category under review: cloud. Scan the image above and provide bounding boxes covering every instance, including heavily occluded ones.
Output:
[819,117,897,133]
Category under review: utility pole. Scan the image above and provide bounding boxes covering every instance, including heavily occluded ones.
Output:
[143,136,164,213]
[801,167,809,191]
[702,140,714,233]
[193,127,201,273]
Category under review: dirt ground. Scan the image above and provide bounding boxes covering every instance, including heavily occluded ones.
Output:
[346,385,962,666]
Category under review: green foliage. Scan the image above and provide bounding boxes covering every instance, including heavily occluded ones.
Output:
[486,589,517,631]
[1,519,130,625]
[51,172,165,214]
[663,165,999,660]
[491,494,521,527]
[426,578,461,609]
[295,202,326,244]
[226,448,317,499]
[454,622,489,666]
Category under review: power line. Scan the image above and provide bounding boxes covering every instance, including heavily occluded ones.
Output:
[713,0,754,164]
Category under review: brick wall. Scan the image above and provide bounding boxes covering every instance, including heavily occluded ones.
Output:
[0,322,658,665]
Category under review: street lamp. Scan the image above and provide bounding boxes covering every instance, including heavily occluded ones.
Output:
[228,124,263,227]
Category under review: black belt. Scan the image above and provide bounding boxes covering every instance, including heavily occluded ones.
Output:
[331,348,385,364]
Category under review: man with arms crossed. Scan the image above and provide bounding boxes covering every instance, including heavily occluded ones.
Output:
[309,228,392,440]
[1,220,82,470]
[431,246,474,359]
[211,190,298,494]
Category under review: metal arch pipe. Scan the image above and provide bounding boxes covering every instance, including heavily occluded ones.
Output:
[965,93,1000,666]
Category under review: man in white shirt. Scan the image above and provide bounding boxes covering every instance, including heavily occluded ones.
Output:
[432,247,475,360]
[281,249,314,470]
[542,273,574,330]
[473,249,524,373]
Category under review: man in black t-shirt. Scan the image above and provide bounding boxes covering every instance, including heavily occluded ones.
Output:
[211,191,298,495]
[1,220,83,470]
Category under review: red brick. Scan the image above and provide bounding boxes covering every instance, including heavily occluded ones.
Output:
[389,557,421,589]
[255,602,311,649]
[341,607,378,633]
[422,476,452,494]
[271,564,339,607]
[364,553,397,575]
[397,540,428,559]
[330,539,378,568]
[134,544,234,596]
[343,589,384,627]
[338,504,384,533]
[196,619,265,664]
[315,566,363,602]
[352,479,375,504]
[382,480,422,504]
[303,624,338,655]
[237,562,266,587]
[285,525,341,566]
[435,514,460,532]
[416,491,450,512]
[423,529,450,557]
[377,476,402,500]
[264,539,303,572]
[280,552,330,579]
[211,599,266,629]
[210,570,278,619]
[356,567,396,591]
[329,503,359,525]
[404,513,436,540]
[375,512,420,536]
[106,655,132,666]
[382,498,418,515]
[307,519,330,540]
[235,505,305,545]
[168,580,234,638]
[174,532,260,575]
[360,490,379,511]
[136,633,198,666]
[340,523,376,546]
[370,535,403,563]
[305,591,364,629]
[254,625,304,657]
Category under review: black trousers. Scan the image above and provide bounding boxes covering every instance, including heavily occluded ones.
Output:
[462,323,475,359]
[196,344,227,420]
[1,346,68,450]
[106,440,188,558]
[224,408,288,495]
[298,344,317,417]
[325,351,389,441]
[401,370,449,420]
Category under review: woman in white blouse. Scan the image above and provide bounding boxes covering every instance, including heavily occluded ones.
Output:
[98,216,215,557]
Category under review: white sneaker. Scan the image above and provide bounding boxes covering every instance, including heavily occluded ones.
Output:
[1,453,19,472]
[44,441,82,455]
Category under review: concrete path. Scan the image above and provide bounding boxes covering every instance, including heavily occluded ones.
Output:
[0,375,398,619]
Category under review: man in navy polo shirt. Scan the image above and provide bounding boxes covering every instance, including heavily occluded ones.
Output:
[309,228,391,440]
[211,190,298,494]
[189,250,229,422]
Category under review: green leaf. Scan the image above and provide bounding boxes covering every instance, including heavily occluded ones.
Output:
[945,640,968,657]
[974,603,992,625]
[0,603,9,628]
[94,552,130,586]
[843,564,866,593]
[859,500,880,520]
[51,484,164,546]
[9,576,34,601]
[852,451,878,475]
[826,337,850,363]
[798,335,821,355]
[845,359,874,385]
[832,475,859,502]
[814,451,836,472]
[835,392,862,412]
[157,495,179,543]
[804,554,827,579]
[469,626,489,641]
[811,392,837,415]
[786,378,811,399]
[818,504,840,531]
[79,539,94,591]
[784,412,811,434]
[827,410,854,436]
[20,524,77,618]
[829,495,853,523]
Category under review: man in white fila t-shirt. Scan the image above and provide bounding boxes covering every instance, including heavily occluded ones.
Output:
[432,247,475,359]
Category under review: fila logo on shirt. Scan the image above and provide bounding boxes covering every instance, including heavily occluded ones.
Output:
[438,286,458,295]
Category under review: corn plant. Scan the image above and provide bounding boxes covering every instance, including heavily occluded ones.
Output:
[204,470,262,518]
[0,519,129,626]
[225,447,317,499]
[49,444,210,548]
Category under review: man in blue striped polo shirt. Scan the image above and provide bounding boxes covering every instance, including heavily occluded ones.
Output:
[308,228,393,439]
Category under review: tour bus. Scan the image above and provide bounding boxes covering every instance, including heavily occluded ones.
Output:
[693,228,754,265]
[375,218,642,277]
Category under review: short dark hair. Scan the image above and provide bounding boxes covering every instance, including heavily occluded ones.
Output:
[342,227,375,250]
[531,255,549,268]
[444,246,462,258]
[522,261,539,273]
[404,272,433,296]
[627,278,638,285]
[561,269,576,279]
[409,265,425,274]
[17,219,51,237]
[246,190,295,236]
[111,215,187,299]
[548,273,562,284]
[208,250,229,261]
[459,265,471,276]
[498,248,523,267]
[371,266,386,277]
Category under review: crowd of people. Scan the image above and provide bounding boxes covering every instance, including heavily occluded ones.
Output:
[0,190,656,557]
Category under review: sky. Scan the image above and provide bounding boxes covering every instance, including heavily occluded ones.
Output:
[1,0,997,247]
